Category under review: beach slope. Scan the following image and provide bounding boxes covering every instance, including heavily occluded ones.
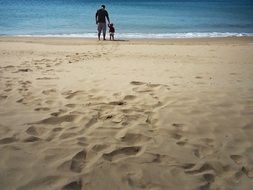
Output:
[0,37,253,190]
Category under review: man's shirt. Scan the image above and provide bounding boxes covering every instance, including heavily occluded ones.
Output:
[96,9,109,23]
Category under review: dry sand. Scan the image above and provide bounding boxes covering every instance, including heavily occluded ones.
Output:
[0,37,253,190]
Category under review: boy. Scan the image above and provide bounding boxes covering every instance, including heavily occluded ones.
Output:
[108,23,115,41]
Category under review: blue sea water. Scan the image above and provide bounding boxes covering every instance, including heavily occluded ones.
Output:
[0,0,253,38]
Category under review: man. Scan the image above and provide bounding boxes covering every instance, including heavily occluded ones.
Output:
[95,5,110,40]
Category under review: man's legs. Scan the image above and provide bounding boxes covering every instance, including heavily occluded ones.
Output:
[97,23,106,40]
[97,23,102,40]
[102,23,107,40]
[98,31,101,40]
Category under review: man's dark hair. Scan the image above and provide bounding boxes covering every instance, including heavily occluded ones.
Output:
[101,5,105,8]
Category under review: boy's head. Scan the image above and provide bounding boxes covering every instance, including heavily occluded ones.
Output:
[109,23,114,27]
[101,5,105,9]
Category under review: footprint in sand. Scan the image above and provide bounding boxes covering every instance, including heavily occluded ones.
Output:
[200,138,215,146]
[184,162,215,174]
[65,52,94,63]
[176,140,187,146]
[26,126,46,136]
[132,86,153,93]
[170,123,185,140]
[50,109,67,117]
[192,144,215,159]
[184,162,216,189]
[130,81,169,94]
[52,127,63,132]
[146,83,161,88]
[102,146,141,161]
[77,137,87,146]
[23,136,42,143]
[34,107,50,111]
[0,95,8,101]
[18,176,60,190]
[59,132,77,140]
[84,116,98,128]
[120,133,151,145]
[4,88,12,92]
[18,80,31,87]
[36,114,78,125]
[2,65,15,70]
[14,68,33,73]
[108,100,126,106]
[170,132,182,140]
[124,171,147,189]
[130,81,146,85]
[0,137,16,144]
[91,144,108,152]
[70,150,87,173]
[241,167,253,178]
[123,95,137,101]
[5,81,13,88]
[62,90,86,99]
[172,123,185,128]
[36,77,59,80]
[42,89,57,95]
[230,155,253,178]
[16,98,24,103]
[181,163,195,170]
[230,155,247,165]
[62,180,82,190]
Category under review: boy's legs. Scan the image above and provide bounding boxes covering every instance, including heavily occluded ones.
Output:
[109,33,114,41]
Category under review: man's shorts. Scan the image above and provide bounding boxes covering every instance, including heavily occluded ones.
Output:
[97,23,106,34]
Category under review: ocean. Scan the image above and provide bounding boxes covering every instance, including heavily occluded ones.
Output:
[0,0,253,38]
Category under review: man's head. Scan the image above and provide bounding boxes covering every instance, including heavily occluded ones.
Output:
[101,5,105,9]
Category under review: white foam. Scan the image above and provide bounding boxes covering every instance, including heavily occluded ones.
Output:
[15,32,253,39]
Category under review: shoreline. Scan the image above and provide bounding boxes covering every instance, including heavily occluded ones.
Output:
[1,36,253,45]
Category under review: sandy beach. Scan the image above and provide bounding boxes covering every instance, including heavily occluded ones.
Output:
[0,37,253,190]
